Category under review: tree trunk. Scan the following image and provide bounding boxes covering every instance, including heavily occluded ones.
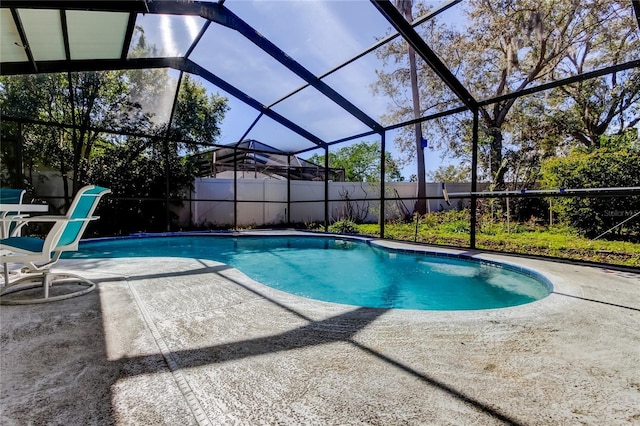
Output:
[397,0,427,214]
[489,127,506,190]
[410,46,427,214]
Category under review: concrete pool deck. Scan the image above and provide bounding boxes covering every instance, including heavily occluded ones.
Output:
[1,231,639,425]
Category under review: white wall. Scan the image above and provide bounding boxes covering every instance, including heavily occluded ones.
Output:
[30,173,481,227]
[187,178,481,227]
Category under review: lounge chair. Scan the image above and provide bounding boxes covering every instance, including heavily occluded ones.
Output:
[0,185,111,304]
[1,188,28,284]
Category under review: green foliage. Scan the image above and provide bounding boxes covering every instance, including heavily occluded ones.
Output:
[172,75,229,146]
[412,209,471,233]
[0,122,25,189]
[541,148,640,237]
[308,141,403,182]
[478,213,549,235]
[598,130,640,152]
[426,164,470,182]
[83,138,196,235]
[1,71,155,200]
[375,0,639,188]
[328,220,359,234]
[1,66,228,234]
[357,210,640,266]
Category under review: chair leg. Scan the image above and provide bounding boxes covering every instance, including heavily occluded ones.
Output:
[2,263,8,286]
[43,272,51,299]
[1,270,96,305]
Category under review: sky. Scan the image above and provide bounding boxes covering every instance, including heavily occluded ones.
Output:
[133,0,467,180]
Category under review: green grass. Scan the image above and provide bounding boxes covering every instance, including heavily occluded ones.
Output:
[355,211,640,267]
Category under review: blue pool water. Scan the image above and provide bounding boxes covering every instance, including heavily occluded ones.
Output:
[70,235,551,310]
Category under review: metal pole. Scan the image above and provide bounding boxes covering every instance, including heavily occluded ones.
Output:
[324,145,329,232]
[164,72,184,232]
[380,131,386,239]
[447,186,640,197]
[594,211,640,240]
[233,113,263,231]
[506,196,510,234]
[287,154,291,225]
[17,123,23,189]
[470,109,479,248]
[66,71,75,204]
[164,138,170,231]
[233,145,238,230]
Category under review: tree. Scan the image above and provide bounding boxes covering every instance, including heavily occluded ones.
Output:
[541,138,640,238]
[375,0,638,189]
[1,68,229,233]
[83,135,197,235]
[68,72,155,197]
[1,71,146,205]
[172,74,229,145]
[308,141,403,182]
[427,164,470,182]
[1,20,230,234]
[0,75,53,191]
[513,1,640,153]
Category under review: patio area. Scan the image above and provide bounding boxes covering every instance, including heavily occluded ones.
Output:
[1,232,639,425]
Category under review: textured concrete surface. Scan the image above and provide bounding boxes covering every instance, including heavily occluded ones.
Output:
[1,231,639,425]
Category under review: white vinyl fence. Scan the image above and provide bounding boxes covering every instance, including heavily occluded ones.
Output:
[29,172,479,228]
[186,178,478,227]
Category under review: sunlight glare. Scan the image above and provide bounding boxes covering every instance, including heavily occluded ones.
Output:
[160,14,179,56]
[185,15,201,42]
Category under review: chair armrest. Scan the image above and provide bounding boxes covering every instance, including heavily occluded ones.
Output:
[0,215,95,223]
[0,213,29,221]
[0,214,30,239]
[2,215,97,238]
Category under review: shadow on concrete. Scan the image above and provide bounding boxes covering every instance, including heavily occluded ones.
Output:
[552,291,640,311]
[0,286,119,425]
[2,260,526,425]
[123,264,526,426]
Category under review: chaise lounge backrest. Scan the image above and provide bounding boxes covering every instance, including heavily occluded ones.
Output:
[55,185,112,253]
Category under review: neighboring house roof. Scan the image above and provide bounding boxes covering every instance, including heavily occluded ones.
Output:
[191,140,345,181]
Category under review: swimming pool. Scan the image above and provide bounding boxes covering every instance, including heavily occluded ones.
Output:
[71,235,551,310]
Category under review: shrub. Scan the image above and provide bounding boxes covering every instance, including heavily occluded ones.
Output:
[328,220,359,234]
[541,148,640,238]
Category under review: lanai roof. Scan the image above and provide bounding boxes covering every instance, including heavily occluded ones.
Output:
[1,0,639,155]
